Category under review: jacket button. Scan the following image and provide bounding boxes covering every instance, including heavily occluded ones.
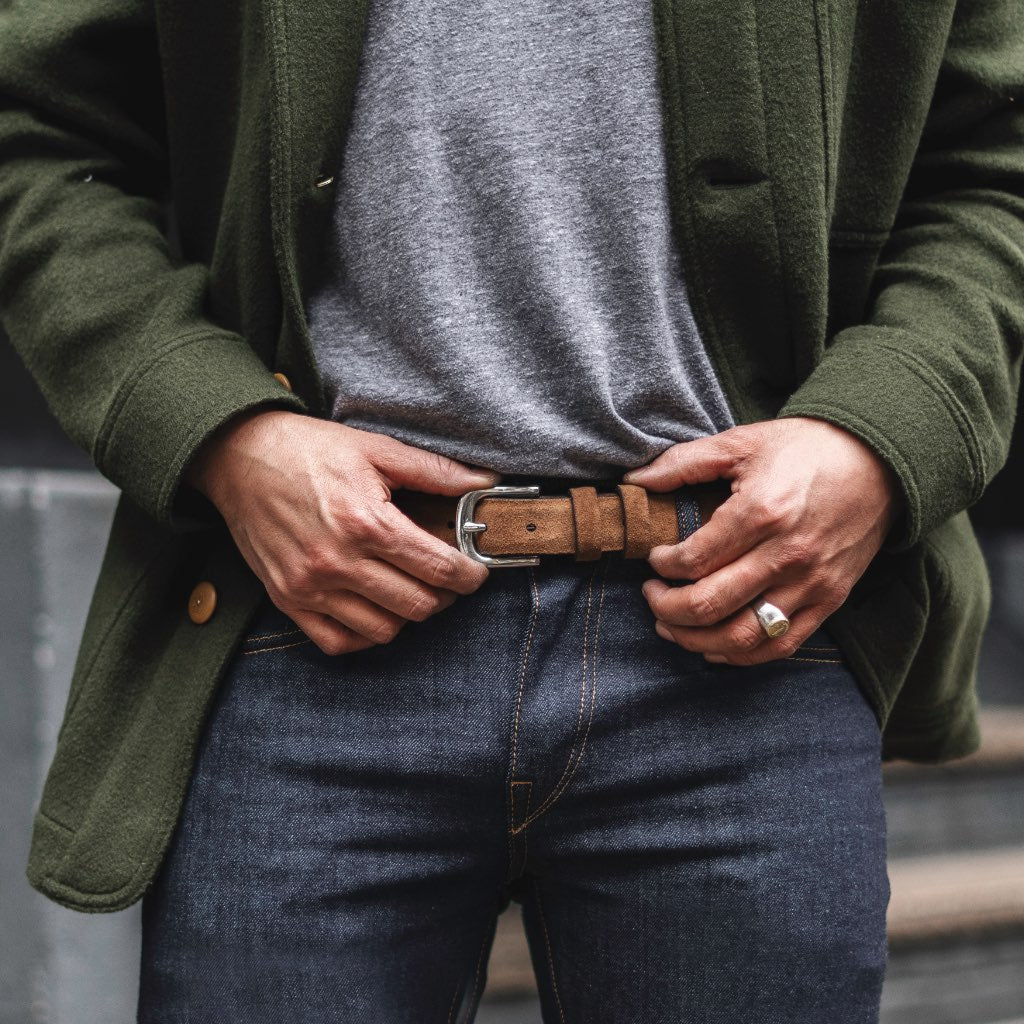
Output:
[188,581,218,624]
[273,372,293,392]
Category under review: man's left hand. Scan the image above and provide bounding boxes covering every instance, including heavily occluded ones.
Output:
[621,417,902,665]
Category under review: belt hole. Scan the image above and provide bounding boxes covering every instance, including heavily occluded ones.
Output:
[525,523,536,532]
[446,520,455,529]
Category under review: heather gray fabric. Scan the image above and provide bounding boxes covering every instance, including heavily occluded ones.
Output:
[306,0,736,478]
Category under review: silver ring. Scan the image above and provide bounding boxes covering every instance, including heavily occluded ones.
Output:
[752,597,790,638]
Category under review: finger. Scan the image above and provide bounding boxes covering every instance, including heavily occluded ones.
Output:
[654,581,820,658]
[647,494,776,581]
[701,607,828,667]
[621,427,748,491]
[366,435,502,496]
[287,608,379,656]
[342,558,459,621]
[307,588,410,646]
[373,501,491,595]
[642,543,779,628]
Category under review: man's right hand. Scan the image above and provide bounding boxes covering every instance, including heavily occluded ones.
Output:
[185,409,501,655]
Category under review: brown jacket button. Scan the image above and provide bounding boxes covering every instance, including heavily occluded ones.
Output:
[188,581,217,624]
[273,372,293,392]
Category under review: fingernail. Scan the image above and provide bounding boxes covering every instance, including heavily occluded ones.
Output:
[654,620,672,641]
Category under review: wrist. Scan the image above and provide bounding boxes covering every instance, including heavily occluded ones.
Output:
[185,407,292,510]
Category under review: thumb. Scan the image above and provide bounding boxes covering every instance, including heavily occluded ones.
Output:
[368,436,502,496]
[622,431,743,491]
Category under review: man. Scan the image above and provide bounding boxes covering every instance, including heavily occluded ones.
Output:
[0,0,1020,1020]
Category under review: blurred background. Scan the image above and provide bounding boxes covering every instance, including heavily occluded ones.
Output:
[0,329,1021,1023]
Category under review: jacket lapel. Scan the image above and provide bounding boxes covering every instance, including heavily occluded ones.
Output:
[266,0,370,416]
[651,0,830,422]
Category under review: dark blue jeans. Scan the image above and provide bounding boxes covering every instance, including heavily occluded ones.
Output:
[139,508,889,1022]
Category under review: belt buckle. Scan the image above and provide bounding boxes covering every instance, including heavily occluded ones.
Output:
[455,485,542,567]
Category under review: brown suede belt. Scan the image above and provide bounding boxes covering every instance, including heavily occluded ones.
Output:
[393,481,732,563]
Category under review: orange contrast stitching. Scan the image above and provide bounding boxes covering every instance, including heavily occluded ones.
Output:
[512,559,608,833]
[509,780,532,870]
[508,567,540,787]
[242,637,313,656]
[788,656,843,664]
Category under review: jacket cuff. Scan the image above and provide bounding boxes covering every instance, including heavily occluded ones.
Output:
[93,330,307,530]
[777,326,984,550]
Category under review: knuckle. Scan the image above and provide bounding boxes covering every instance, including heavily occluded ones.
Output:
[318,633,349,656]
[733,624,764,651]
[425,549,460,588]
[346,504,389,544]
[683,545,711,579]
[265,580,291,609]
[688,589,722,627]
[368,618,402,645]
[279,563,313,595]
[645,587,667,617]
[405,589,443,622]
[301,545,343,582]
[747,495,779,528]
[431,450,460,489]
[779,537,814,569]
[648,545,675,573]
[777,634,803,658]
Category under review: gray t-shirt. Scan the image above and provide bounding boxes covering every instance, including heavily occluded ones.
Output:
[306,0,735,478]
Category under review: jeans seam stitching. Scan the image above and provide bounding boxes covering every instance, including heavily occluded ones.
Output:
[534,883,568,1024]
[507,566,540,839]
[511,564,595,831]
[505,781,532,884]
[512,560,607,833]
[242,637,312,656]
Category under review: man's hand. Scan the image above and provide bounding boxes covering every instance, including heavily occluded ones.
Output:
[621,417,902,664]
[186,409,500,655]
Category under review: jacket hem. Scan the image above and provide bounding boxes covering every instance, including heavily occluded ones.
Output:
[26,810,155,913]
[881,688,983,764]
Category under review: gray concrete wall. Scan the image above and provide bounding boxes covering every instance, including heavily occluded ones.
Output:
[0,471,137,1024]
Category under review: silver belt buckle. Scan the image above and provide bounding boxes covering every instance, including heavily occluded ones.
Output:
[455,485,542,567]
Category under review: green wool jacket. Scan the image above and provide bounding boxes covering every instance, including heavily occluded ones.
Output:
[0,0,1022,914]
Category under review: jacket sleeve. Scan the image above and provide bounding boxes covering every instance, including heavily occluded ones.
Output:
[779,0,1024,550]
[0,0,307,531]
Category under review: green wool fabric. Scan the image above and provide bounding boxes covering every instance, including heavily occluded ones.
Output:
[0,0,1021,912]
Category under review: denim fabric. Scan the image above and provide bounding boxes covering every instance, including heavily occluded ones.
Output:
[139,494,889,1023]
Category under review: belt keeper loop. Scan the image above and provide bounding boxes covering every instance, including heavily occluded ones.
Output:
[568,486,602,561]
[616,483,653,558]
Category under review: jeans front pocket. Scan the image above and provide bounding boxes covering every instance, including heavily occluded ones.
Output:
[238,596,311,656]
[788,625,845,664]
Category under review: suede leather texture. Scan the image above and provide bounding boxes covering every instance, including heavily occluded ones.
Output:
[0,0,1021,912]
[390,483,727,559]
